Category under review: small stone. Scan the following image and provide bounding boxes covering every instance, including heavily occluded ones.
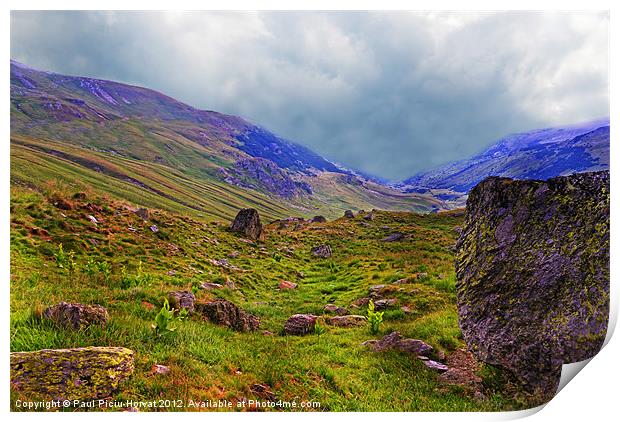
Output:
[151,364,170,375]
[228,250,240,258]
[369,284,387,298]
[381,232,404,242]
[249,383,276,401]
[262,330,275,336]
[201,282,224,290]
[374,298,398,310]
[167,270,177,276]
[310,215,327,223]
[134,208,149,220]
[87,215,98,224]
[167,291,196,314]
[343,210,355,218]
[196,300,260,332]
[351,297,370,308]
[283,314,317,335]
[278,280,297,289]
[149,225,159,233]
[324,304,348,315]
[363,213,375,221]
[423,360,449,372]
[326,315,367,327]
[311,244,333,258]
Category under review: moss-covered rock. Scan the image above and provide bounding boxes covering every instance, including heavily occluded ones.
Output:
[455,171,609,399]
[11,346,134,401]
[43,302,109,330]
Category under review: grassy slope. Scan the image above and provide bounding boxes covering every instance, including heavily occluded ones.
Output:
[10,185,528,412]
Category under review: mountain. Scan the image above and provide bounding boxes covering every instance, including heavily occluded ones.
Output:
[10,60,444,219]
[398,119,610,206]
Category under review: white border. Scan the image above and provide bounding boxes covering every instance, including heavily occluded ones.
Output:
[2,1,617,421]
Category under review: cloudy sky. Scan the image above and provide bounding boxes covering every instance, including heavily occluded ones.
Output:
[11,11,609,181]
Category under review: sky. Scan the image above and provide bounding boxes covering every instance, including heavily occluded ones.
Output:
[10,11,609,181]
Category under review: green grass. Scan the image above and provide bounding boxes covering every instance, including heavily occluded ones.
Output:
[10,185,529,412]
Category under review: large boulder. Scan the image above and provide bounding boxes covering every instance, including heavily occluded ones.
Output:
[196,300,260,332]
[343,210,355,218]
[283,314,317,335]
[455,171,610,397]
[43,302,109,330]
[230,208,263,240]
[10,347,134,401]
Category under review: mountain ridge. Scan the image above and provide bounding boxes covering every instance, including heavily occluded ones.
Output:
[10,60,443,218]
[398,118,610,205]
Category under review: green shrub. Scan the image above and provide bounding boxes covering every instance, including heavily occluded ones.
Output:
[152,299,176,337]
[367,299,384,335]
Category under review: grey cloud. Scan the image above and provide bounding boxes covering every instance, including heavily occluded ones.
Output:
[10,10,608,180]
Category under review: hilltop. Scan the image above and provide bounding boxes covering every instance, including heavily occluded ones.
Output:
[398,119,609,206]
[10,60,443,219]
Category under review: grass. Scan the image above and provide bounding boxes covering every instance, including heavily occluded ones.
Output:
[9,183,530,412]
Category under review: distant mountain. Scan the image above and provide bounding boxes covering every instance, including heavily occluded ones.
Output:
[398,119,610,205]
[11,60,443,218]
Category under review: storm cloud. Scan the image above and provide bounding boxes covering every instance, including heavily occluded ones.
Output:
[10,11,609,181]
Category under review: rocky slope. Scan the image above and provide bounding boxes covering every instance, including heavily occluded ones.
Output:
[455,171,610,399]
[399,119,610,204]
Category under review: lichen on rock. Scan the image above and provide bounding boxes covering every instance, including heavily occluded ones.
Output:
[10,346,134,401]
[455,171,609,399]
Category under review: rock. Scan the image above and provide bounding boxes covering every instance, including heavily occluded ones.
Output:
[225,278,237,290]
[370,332,434,357]
[134,208,149,220]
[423,360,449,372]
[87,215,98,224]
[149,225,159,233]
[311,244,332,258]
[200,282,224,290]
[283,314,317,335]
[230,208,263,240]
[381,232,404,242]
[150,364,170,375]
[395,338,433,356]
[374,298,398,310]
[250,383,276,401]
[278,280,297,289]
[363,213,374,221]
[400,305,413,314]
[351,297,370,308]
[43,302,109,330]
[455,171,610,396]
[324,304,348,315]
[310,215,327,223]
[343,210,355,218]
[415,272,429,280]
[228,250,240,258]
[10,347,134,400]
[262,330,275,336]
[167,269,177,276]
[392,277,411,285]
[53,198,73,210]
[368,284,387,298]
[167,291,196,314]
[196,300,260,332]
[326,315,367,327]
